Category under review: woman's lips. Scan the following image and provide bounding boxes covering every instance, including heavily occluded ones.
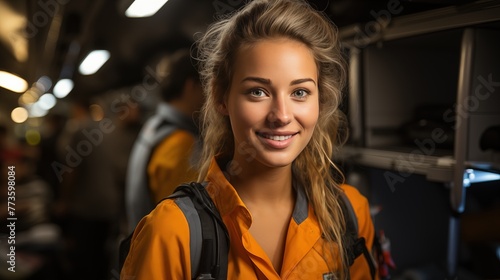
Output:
[256,132,297,149]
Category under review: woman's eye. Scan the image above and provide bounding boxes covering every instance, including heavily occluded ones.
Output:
[292,89,309,98]
[249,89,266,97]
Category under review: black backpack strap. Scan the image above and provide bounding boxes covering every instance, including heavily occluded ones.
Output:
[339,192,377,279]
[171,182,229,280]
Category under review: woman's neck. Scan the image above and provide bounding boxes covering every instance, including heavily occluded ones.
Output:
[227,158,294,206]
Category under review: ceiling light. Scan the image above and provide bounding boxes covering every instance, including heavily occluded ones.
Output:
[125,0,169,18]
[0,1,28,62]
[0,70,28,93]
[11,107,29,123]
[53,78,74,98]
[79,50,110,75]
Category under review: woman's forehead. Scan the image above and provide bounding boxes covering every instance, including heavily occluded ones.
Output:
[230,39,318,83]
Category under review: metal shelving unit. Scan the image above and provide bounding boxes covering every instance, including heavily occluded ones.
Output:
[339,1,500,277]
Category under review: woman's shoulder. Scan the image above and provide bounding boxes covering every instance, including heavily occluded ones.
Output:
[132,198,190,239]
[123,195,192,278]
[340,184,370,217]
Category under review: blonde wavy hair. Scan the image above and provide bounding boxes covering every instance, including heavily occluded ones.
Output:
[196,0,349,276]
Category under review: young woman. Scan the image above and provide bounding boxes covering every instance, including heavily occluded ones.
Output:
[121,0,376,279]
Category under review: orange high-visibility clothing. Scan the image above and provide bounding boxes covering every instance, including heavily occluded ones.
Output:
[121,158,376,279]
[147,129,198,203]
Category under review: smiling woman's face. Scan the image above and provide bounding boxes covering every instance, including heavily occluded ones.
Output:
[221,38,319,169]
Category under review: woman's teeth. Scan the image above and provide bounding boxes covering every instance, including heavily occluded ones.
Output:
[262,134,292,141]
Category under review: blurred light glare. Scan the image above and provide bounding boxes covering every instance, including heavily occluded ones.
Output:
[28,102,48,118]
[90,104,104,121]
[79,50,110,75]
[464,169,500,187]
[25,129,41,146]
[125,0,169,17]
[38,93,57,110]
[53,79,74,98]
[0,70,28,93]
[35,76,52,92]
[19,91,37,105]
[11,107,29,123]
[28,118,42,127]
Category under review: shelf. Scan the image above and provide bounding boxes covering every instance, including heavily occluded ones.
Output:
[338,146,500,183]
[338,146,454,182]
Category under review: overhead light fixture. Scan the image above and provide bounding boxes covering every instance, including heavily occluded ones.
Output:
[0,70,28,93]
[125,0,169,18]
[0,1,28,62]
[79,50,110,75]
[53,78,74,98]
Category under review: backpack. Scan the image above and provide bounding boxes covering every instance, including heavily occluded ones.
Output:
[119,182,378,279]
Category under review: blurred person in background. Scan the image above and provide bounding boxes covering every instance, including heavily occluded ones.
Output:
[37,113,66,215]
[55,99,120,280]
[125,48,204,233]
[101,90,144,272]
[104,91,144,231]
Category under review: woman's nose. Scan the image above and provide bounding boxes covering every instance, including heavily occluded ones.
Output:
[267,95,291,127]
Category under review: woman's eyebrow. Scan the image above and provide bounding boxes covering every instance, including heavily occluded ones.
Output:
[241,77,316,86]
[241,76,271,85]
[290,78,316,86]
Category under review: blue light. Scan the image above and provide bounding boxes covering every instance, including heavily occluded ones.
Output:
[464,169,500,187]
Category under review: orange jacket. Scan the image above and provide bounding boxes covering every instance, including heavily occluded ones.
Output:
[147,129,198,203]
[121,159,376,279]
